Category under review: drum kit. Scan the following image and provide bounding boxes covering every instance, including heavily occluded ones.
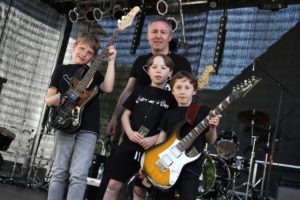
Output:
[198,109,271,200]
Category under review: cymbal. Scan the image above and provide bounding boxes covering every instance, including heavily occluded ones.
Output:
[238,110,270,126]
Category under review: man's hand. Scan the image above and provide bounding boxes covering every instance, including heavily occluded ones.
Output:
[107,118,117,136]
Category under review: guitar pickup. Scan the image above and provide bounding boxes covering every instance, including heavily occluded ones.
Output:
[68,90,79,103]
[162,154,173,166]
[156,159,168,172]
[170,146,182,158]
[155,155,173,172]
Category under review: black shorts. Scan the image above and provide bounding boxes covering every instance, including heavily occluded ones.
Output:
[107,145,142,183]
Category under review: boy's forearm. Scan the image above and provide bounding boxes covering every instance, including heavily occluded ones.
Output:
[101,61,115,93]
[206,127,217,144]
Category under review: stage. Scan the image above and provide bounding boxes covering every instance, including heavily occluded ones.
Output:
[0,182,47,200]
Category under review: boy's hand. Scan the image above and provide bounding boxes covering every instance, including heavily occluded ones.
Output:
[128,131,144,144]
[139,135,157,150]
[208,114,222,128]
[107,45,116,61]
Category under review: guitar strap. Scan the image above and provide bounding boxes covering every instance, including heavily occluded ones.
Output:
[185,90,201,125]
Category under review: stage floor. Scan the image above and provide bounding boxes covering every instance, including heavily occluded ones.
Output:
[0,182,47,200]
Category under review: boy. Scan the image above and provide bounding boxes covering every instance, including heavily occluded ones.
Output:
[154,71,221,200]
[45,32,116,200]
[103,54,177,200]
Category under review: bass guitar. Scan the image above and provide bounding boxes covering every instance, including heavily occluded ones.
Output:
[141,76,261,190]
[49,7,141,133]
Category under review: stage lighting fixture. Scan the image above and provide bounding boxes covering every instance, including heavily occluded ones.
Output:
[156,0,179,15]
[85,7,107,22]
[208,0,218,9]
[68,7,84,23]
[167,17,178,32]
[113,4,127,20]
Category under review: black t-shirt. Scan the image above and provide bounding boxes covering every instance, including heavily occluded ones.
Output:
[49,64,104,134]
[159,106,210,174]
[130,52,191,88]
[121,86,177,151]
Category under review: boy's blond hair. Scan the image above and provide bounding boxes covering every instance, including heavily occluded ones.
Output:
[75,32,100,54]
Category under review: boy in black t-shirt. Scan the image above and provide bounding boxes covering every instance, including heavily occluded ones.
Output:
[103,54,177,200]
[45,33,116,200]
[152,71,222,200]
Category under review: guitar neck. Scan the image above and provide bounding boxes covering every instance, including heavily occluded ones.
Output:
[176,93,237,151]
[75,29,121,92]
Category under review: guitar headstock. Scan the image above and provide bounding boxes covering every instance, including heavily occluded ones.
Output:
[198,65,215,90]
[232,76,261,98]
[117,6,141,30]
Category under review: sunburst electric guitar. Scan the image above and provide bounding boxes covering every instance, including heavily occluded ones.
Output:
[49,7,141,133]
[141,76,261,190]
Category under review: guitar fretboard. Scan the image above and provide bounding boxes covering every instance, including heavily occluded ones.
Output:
[75,29,121,93]
[176,93,237,151]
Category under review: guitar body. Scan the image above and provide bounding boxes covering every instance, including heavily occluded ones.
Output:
[141,122,200,190]
[51,77,98,133]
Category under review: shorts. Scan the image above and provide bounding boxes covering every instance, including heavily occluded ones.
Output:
[107,144,142,183]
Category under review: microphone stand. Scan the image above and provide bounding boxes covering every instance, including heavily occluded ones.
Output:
[254,61,294,199]
[260,125,271,198]
[263,87,283,199]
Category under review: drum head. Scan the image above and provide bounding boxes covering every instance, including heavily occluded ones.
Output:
[198,154,231,199]
[198,153,216,196]
[215,131,238,159]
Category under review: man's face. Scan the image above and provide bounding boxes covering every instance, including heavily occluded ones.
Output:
[147,21,172,53]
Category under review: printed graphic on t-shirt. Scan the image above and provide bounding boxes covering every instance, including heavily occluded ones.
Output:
[135,95,170,109]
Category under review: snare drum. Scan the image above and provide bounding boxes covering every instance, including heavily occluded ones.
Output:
[0,127,16,151]
[215,130,239,159]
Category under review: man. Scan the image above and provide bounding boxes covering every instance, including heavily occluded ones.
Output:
[107,17,191,136]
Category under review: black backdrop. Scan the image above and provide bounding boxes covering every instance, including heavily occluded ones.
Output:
[199,20,300,197]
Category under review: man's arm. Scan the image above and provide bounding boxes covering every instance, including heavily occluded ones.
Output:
[107,77,136,135]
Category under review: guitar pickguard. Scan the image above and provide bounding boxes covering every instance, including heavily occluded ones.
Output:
[142,128,200,190]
